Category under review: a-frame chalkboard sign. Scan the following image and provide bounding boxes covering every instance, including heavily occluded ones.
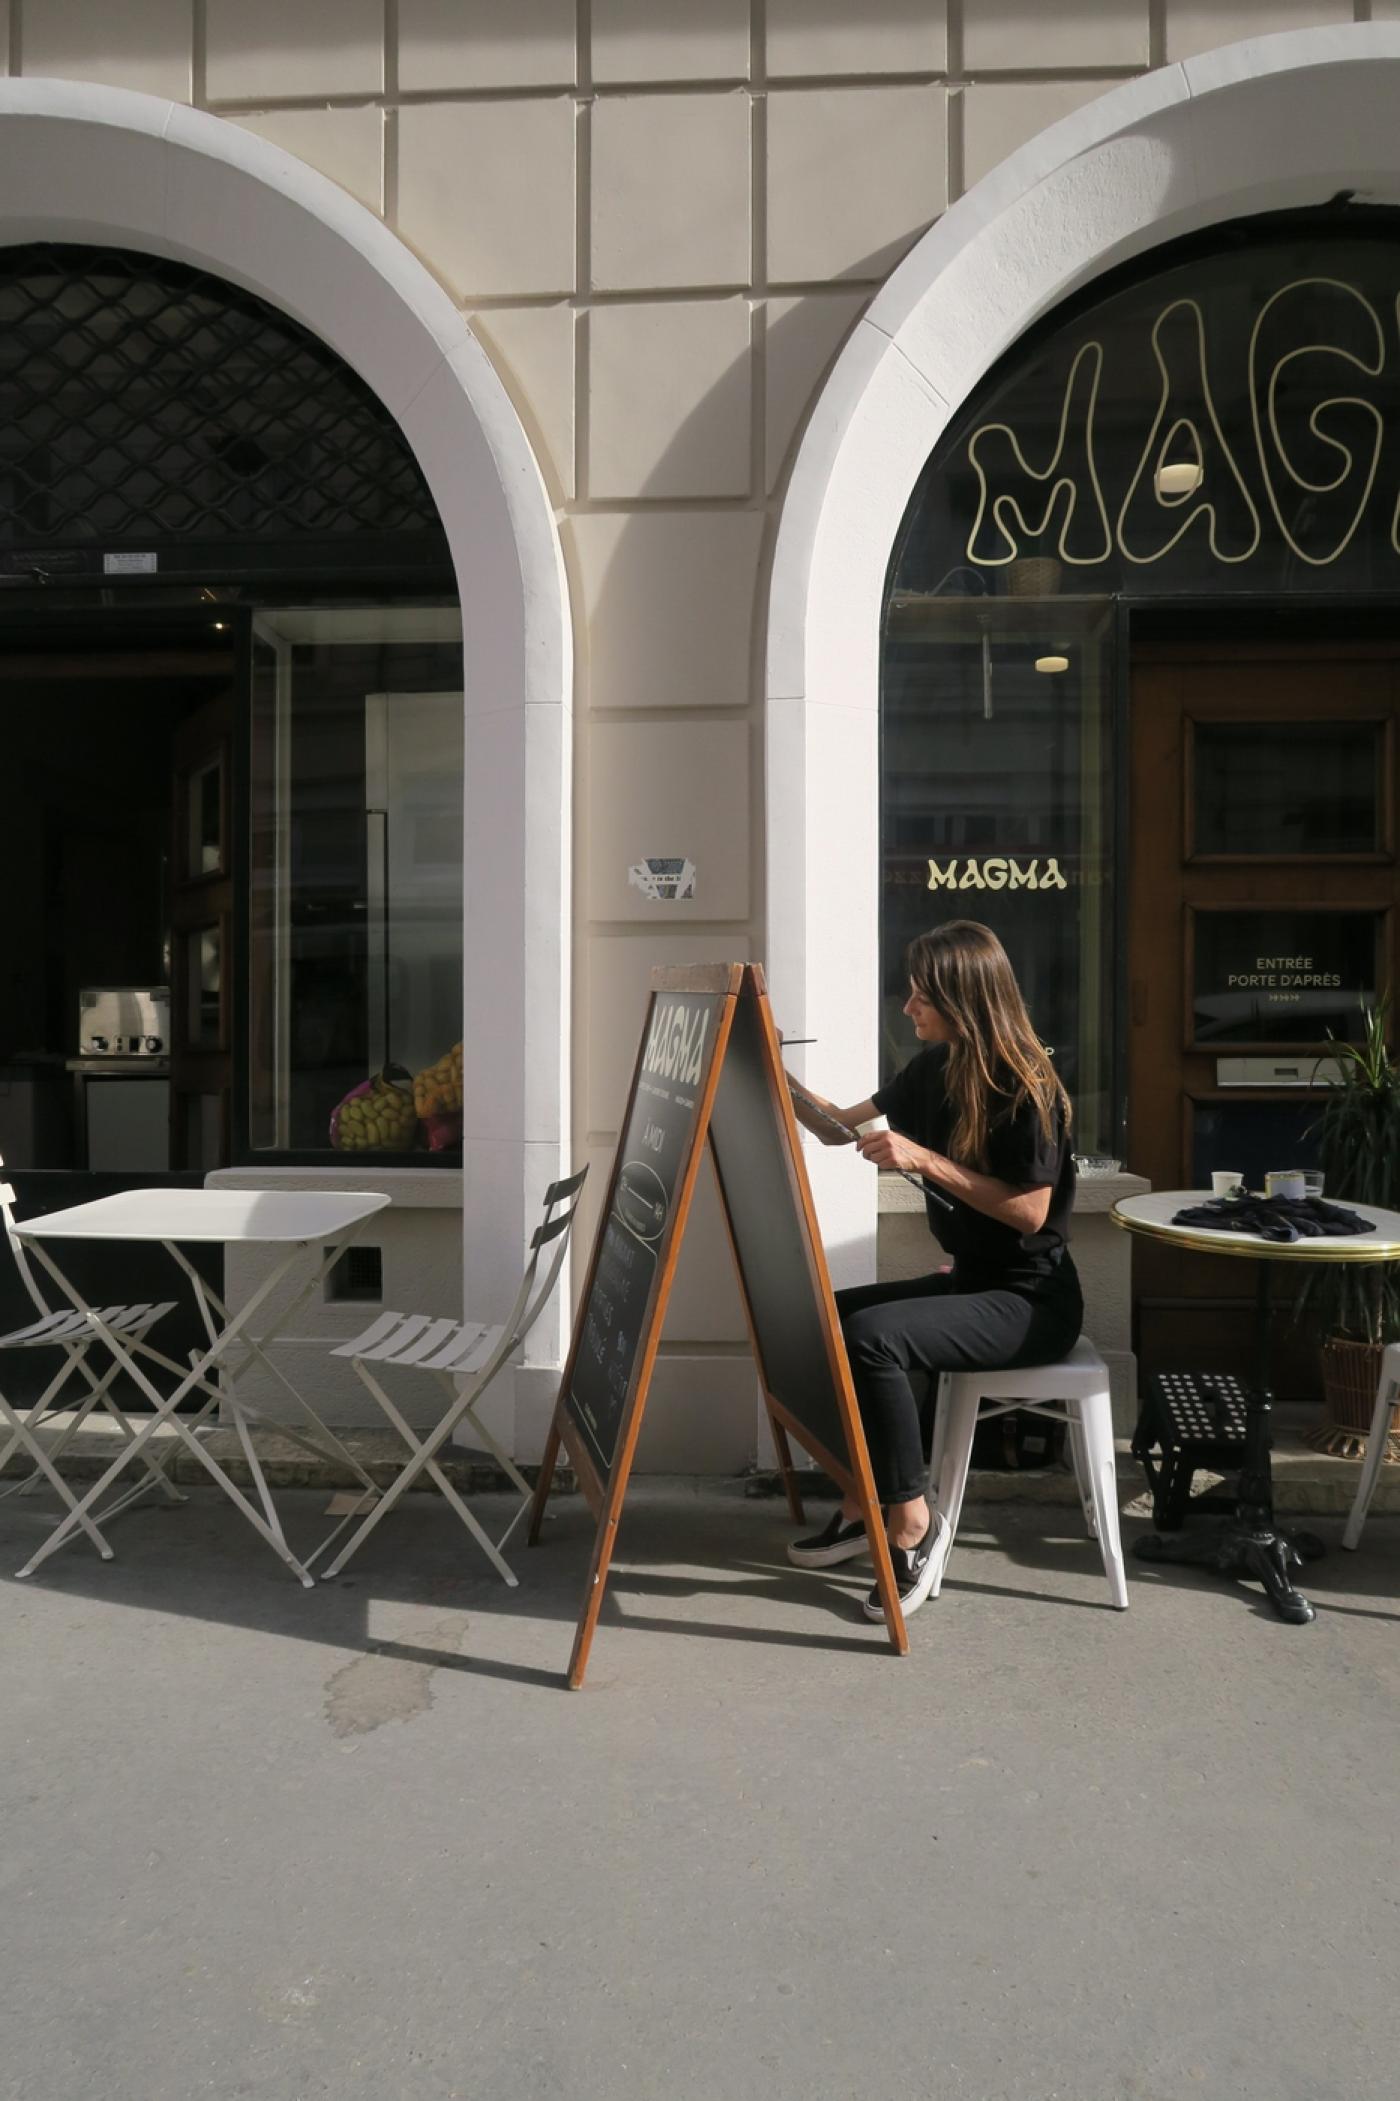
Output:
[529,962,908,1687]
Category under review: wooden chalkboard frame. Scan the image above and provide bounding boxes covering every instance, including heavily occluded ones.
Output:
[529,963,908,1687]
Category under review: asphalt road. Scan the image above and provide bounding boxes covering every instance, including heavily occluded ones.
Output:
[3,1482,1399,2101]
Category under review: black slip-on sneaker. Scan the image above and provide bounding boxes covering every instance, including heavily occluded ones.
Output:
[786,1508,877,1569]
[862,1512,946,1621]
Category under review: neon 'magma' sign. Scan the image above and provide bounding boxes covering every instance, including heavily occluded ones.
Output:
[962,276,1400,574]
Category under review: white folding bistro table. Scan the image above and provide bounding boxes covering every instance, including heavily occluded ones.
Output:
[12,1187,391,1586]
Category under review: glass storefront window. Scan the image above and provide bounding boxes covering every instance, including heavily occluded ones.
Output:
[881,596,1115,1152]
[188,925,223,1047]
[1191,720,1382,857]
[0,244,445,583]
[898,219,1400,602]
[1189,907,1380,1046]
[248,606,463,1159]
[187,755,224,876]
[880,213,1400,1162]
[1189,1099,1322,1191]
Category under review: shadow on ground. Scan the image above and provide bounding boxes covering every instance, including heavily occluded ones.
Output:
[4,1478,1398,1688]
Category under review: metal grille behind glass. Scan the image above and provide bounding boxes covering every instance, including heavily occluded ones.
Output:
[0,244,444,576]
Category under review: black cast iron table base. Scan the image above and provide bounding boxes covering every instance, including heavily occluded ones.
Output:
[1135,1518,1325,1623]
[1131,1262,1325,1624]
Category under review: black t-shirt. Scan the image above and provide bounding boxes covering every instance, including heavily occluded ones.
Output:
[872,1045,1077,1290]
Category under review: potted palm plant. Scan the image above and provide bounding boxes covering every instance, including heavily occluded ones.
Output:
[1298,1001,1400,1458]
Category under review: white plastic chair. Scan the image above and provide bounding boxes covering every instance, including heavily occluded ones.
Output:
[310,1167,589,1583]
[1341,1341,1400,1551]
[0,1158,181,1558]
[927,1337,1129,1609]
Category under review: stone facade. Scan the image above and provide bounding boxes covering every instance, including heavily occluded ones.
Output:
[0,2,1381,1463]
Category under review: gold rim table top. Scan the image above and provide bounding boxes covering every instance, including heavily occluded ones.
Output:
[1111,1191,1400,1264]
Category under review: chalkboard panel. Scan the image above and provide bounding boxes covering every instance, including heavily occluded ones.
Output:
[532,960,905,1687]
[563,979,731,1484]
[707,980,848,1469]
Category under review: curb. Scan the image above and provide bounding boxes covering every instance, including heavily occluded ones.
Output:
[3,1431,1396,1518]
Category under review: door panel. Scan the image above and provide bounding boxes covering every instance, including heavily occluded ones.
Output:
[1127,644,1400,1397]
[169,689,233,1171]
[1187,713,1390,860]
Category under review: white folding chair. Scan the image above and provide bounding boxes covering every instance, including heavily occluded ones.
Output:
[1342,1340,1400,1551]
[310,1168,589,1583]
[0,1157,182,1559]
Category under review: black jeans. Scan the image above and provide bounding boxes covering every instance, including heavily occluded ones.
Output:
[835,1264,1084,1505]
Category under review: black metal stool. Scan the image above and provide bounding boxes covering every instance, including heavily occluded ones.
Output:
[1132,1370,1253,1530]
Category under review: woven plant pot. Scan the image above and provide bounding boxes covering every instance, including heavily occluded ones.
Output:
[1006,557,1062,599]
[1307,1336,1400,1461]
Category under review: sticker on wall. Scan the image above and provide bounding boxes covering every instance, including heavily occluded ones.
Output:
[629,856,697,902]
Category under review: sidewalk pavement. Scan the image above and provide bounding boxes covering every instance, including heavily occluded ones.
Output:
[2,1479,1398,2101]
[4,1401,1398,1516]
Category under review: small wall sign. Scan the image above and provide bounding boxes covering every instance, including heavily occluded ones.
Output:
[629,856,697,902]
[1192,909,1377,1045]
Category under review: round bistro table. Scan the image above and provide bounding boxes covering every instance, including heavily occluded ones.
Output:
[1112,1190,1400,1625]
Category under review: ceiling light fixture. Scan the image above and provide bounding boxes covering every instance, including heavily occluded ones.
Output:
[1034,654,1069,674]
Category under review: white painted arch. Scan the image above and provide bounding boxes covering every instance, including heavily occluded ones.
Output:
[766,22,1400,1283]
[0,80,572,1405]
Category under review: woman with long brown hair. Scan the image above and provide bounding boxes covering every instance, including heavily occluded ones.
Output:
[785,919,1081,1620]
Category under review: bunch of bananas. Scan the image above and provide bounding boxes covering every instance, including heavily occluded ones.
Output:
[412,1040,463,1119]
[332,1070,418,1151]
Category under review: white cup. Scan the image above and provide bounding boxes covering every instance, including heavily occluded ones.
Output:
[1211,1170,1243,1198]
[855,1116,887,1138]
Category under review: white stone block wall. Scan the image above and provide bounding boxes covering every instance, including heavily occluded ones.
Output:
[3,1,1373,1461]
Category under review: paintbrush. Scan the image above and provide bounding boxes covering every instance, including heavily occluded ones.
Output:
[785,1077,955,1214]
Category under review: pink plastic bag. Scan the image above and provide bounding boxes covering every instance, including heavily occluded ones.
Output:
[329,1066,418,1151]
[421,1110,463,1153]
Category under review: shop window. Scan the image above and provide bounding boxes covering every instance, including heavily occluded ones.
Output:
[0,248,464,1182]
[186,755,225,878]
[0,244,445,582]
[1188,907,1381,1047]
[1190,719,1384,858]
[247,607,463,1162]
[1189,1100,1321,1192]
[898,214,1400,604]
[882,209,1400,1156]
[187,926,224,1049]
[881,596,1116,1152]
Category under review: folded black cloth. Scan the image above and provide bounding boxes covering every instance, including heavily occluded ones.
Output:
[1170,1195,1375,1244]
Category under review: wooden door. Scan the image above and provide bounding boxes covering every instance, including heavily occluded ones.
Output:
[1127,642,1400,1397]
[169,689,233,1171]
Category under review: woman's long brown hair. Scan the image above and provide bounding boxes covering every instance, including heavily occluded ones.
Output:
[905,920,1070,1171]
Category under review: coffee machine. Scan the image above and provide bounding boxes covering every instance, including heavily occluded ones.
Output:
[67,988,172,1170]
